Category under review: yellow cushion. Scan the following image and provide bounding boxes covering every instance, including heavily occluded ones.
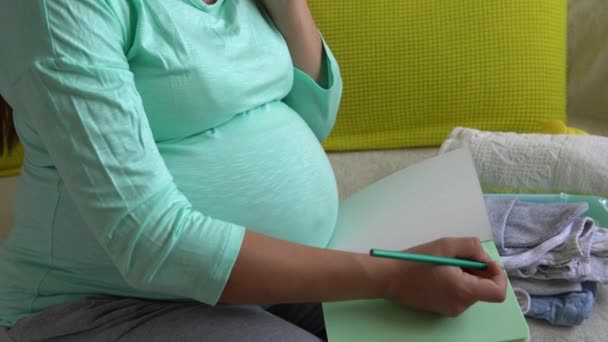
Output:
[309,0,567,151]
[539,120,588,135]
[0,143,23,177]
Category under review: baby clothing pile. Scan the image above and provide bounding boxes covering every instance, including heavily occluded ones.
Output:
[438,126,608,325]
[485,198,608,326]
[438,126,608,326]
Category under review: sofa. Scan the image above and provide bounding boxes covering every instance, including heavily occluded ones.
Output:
[1,0,607,341]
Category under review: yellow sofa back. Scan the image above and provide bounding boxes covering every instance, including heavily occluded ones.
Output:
[310,0,568,150]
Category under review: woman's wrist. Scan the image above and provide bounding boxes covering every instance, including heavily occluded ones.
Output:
[221,230,390,304]
[353,253,394,300]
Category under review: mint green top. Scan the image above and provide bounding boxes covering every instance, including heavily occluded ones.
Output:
[0,0,342,326]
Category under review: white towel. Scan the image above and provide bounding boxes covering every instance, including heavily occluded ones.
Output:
[439,127,608,196]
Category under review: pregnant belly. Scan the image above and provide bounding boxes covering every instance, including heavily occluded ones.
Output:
[157,101,339,248]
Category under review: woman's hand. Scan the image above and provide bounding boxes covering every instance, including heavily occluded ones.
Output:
[377,237,508,316]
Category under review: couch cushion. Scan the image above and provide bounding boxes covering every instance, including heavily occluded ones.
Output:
[310,0,568,150]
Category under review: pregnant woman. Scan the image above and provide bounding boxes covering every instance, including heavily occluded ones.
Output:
[0,1,506,340]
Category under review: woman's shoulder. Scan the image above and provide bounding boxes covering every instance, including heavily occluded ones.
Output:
[0,0,134,95]
[0,1,129,65]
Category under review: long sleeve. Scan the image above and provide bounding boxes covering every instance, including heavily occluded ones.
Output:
[12,1,245,305]
[283,38,343,142]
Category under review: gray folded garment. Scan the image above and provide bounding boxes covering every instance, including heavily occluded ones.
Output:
[509,278,582,296]
[485,198,608,283]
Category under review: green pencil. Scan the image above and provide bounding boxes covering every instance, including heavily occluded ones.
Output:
[369,248,488,269]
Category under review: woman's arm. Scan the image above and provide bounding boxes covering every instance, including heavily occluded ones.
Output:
[221,230,385,303]
[261,0,327,85]
[222,232,508,317]
[263,0,341,141]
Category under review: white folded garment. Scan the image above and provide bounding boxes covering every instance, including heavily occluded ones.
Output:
[439,127,608,196]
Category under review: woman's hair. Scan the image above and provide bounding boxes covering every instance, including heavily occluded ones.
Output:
[0,94,19,154]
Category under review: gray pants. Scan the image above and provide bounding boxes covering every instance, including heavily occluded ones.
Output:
[0,297,326,341]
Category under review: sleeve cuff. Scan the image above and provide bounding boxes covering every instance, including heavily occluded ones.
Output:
[285,34,343,142]
[198,223,246,305]
[292,36,340,93]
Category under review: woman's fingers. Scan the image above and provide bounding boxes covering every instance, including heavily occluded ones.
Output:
[434,237,493,262]
[460,262,507,303]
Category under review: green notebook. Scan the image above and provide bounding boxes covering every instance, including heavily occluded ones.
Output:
[324,149,529,342]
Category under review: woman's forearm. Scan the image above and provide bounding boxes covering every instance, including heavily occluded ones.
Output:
[261,0,327,84]
[220,230,387,304]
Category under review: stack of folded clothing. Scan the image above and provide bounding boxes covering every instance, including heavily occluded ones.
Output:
[485,198,608,326]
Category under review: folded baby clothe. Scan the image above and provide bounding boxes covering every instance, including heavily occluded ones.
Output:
[513,282,598,326]
[440,127,608,197]
[485,198,608,282]
[510,278,582,296]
